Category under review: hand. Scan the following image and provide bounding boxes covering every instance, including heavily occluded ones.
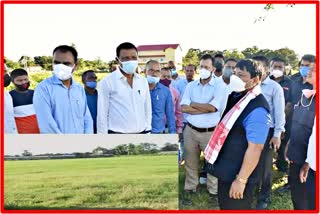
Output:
[281,132,285,140]
[284,140,290,163]
[269,137,281,152]
[229,180,246,200]
[178,133,183,142]
[299,162,309,183]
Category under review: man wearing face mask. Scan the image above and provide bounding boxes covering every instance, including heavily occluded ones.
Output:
[286,62,316,210]
[212,54,225,78]
[160,67,183,137]
[252,56,285,210]
[205,59,271,210]
[269,57,294,175]
[9,69,39,133]
[97,42,152,134]
[289,55,314,108]
[145,60,176,134]
[82,70,98,134]
[167,60,182,89]
[33,45,93,134]
[180,54,227,201]
[4,62,18,134]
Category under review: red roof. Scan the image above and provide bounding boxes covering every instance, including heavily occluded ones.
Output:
[137,44,180,51]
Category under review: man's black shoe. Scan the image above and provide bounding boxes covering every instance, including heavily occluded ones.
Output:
[256,201,269,210]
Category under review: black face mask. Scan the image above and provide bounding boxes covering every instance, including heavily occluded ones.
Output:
[4,74,11,87]
[15,82,30,92]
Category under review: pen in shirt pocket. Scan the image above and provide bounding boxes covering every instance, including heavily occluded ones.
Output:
[138,90,140,94]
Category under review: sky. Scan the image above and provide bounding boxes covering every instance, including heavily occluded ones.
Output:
[4,134,178,155]
[4,4,316,62]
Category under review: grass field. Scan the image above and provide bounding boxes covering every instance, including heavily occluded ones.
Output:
[179,163,293,210]
[4,155,178,210]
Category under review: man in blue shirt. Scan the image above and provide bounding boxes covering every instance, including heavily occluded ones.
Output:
[206,59,271,210]
[145,60,176,134]
[33,45,93,134]
[82,70,98,134]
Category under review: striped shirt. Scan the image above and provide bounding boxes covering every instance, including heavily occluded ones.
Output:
[9,90,40,133]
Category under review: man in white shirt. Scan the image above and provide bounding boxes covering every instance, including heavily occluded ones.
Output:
[4,63,18,133]
[97,42,152,134]
[181,54,228,201]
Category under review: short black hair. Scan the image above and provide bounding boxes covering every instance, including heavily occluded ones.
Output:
[116,42,138,58]
[225,58,238,64]
[82,70,95,82]
[10,68,28,80]
[185,64,197,71]
[252,55,269,68]
[53,45,78,63]
[301,54,315,63]
[236,59,262,79]
[214,53,224,59]
[200,54,214,66]
[271,57,286,65]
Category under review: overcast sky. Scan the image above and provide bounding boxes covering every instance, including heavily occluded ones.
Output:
[4,135,178,155]
[4,4,316,62]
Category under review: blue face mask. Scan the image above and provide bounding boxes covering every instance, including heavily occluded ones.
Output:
[86,81,97,89]
[171,69,177,76]
[146,75,160,84]
[300,66,310,77]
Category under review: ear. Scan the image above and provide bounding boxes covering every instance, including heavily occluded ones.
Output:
[72,63,78,72]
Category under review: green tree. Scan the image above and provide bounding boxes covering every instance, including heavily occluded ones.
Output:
[223,49,245,60]
[182,48,200,67]
[4,57,20,69]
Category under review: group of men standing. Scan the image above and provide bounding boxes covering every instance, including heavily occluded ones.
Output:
[3,42,316,210]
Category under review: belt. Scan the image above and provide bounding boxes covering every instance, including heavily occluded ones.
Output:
[187,123,215,133]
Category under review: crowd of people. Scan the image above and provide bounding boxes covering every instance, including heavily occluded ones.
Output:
[3,42,316,210]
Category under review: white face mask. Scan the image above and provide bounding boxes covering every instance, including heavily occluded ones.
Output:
[199,68,211,80]
[270,69,284,78]
[118,58,138,74]
[53,64,74,80]
[229,75,246,92]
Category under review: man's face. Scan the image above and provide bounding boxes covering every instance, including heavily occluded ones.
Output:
[118,49,138,62]
[300,60,312,68]
[146,63,161,78]
[13,75,29,85]
[53,50,76,69]
[84,72,97,83]
[200,59,214,72]
[306,63,316,85]
[160,69,171,80]
[185,65,195,80]
[167,62,175,69]
[271,61,285,72]
[235,67,251,83]
[225,61,237,72]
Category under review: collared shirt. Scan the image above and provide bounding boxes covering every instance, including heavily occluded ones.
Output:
[170,75,183,90]
[176,78,193,123]
[97,69,152,133]
[180,78,227,128]
[85,90,98,134]
[9,90,40,134]
[261,76,286,138]
[306,117,316,171]
[4,91,18,134]
[150,83,176,133]
[33,75,93,134]
[290,75,313,105]
[169,86,183,133]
